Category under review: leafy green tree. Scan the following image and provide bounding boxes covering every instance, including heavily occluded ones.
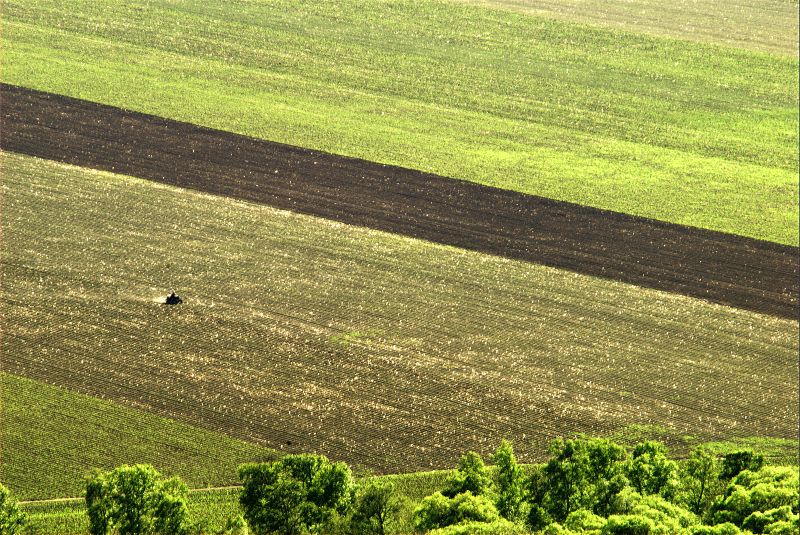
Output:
[414,491,499,531]
[719,451,764,481]
[526,504,552,532]
[239,453,353,535]
[709,466,798,527]
[563,508,605,532]
[113,465,158,534]
[84,465,189,535]
[593,474,630,517]
[239,462,303,535]
[682,447,722,517]
[0,484,27,535]
[492,440,525,522]
[600,514,654,534]
[542,436,627,521]
[223,514,250,535]
[443,452,493,498]
[86,469,113,535]
[625,441,679,499]
[350,480,401,535]
[153,477,190,535]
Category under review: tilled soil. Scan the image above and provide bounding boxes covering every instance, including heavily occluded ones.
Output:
[2,83,797,319]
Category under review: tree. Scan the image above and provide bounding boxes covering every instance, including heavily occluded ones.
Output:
[86,469,113,535]
[414,491,499,531]
[625,441,679,499]
[719,451,764,481]
[681,447,722,517]
[0,484,27,535]
[709,466,798,527]
[541,436,627,521]
[350,480,401,535]
[239,453,353,535]
[84,465,189,535]
[492,440,525,522]
[443,452,493,498]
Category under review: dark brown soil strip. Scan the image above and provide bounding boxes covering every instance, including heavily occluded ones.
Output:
[2,83,797,319]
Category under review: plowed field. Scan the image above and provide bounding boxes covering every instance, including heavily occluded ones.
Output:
[3,152,797,478]
[2,84,797,319]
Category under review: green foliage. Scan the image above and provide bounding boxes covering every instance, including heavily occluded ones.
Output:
[413,491,500,531]
[625,442,679,499]
[527,504,553,532]
[427,518,525,534]
[542,436,627,521]
[564,508,606,533]
[84,464,190,535]
[689,522,743,535]
[443,452,493,499]
[741,505,795,534]
[350,480,401,535]
[710,466,799,527]
[682,447,723,516]
[492,440,525,522]
[600,514,656,535]
[222,514,249,535]
[720,451,764,481]
[601,487,698,533]
[238,454,353,535]
[0,484,27,535]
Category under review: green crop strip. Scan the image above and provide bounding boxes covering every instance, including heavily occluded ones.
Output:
[1,373,277,500]
[461,0,799,56]
[3,152,797,496]
[3,0,798,244]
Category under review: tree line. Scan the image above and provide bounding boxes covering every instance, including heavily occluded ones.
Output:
[1,436,797,534]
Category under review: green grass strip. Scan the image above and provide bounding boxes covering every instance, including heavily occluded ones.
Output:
[3,0,798,244]
[461,0,799,56]
[1,373,277,500]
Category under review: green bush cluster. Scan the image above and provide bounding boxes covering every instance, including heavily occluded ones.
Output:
[414,437,798,535]
[5,436,798,534]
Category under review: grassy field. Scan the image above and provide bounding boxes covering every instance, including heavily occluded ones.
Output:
[0,373,278,500]
[3,152,797,498]
[3,0,798,244]
[462,0,799,55]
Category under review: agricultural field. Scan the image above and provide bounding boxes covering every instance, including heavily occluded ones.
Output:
[1,373,278,499]
[3,152,797,497]
[461,0,799,55]
[3,0,798,244]
[5,84,795,318]
[1,0,799,532]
